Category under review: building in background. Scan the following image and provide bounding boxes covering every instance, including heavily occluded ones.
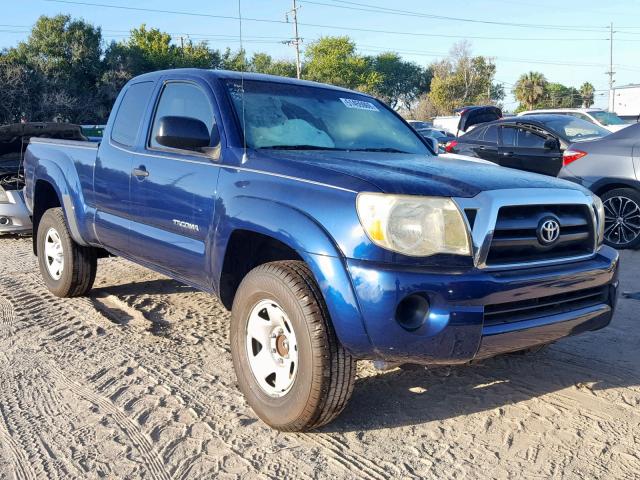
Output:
[609,84,640,122]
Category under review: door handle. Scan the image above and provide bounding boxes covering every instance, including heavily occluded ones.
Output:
[132,166,149,178]
[501,152,514,157]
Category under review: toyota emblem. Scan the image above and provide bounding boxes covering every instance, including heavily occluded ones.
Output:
[537,218,561,245]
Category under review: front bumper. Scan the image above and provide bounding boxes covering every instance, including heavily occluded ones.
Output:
[346,246,619,364]
[0,189,32,234]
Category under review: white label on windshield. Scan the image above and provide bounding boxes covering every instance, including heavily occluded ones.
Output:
[340,98,379,111]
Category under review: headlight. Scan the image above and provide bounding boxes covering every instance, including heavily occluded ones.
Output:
[0,186,8,204]
[356,193,471,257]
[592,193,605,247]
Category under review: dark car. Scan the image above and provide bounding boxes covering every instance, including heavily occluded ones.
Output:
[415,127,456,152]
[446,114,610,177]
[559,122,640,249]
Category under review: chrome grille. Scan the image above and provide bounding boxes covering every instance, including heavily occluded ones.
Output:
[485,204,595,266]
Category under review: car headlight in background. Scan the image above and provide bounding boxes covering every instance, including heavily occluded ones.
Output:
[592,193,605,247]
[356,193,471,257]
[0,186,8,204]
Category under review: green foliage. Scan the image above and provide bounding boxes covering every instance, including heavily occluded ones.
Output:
[513,71,548,111]
[580,82,595,108]
[427,42,503,115]
[368,52,431,110]
[303,36,380,93]
[543,83,581,108]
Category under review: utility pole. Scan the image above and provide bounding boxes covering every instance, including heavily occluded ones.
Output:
[606,22,615,110]
[284,0,302,79]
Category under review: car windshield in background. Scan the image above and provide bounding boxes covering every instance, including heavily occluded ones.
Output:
[541,116,610,142]
[590,111,627,126]
[224,80,430,155]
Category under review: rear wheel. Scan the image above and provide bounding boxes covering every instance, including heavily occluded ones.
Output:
[230,260,356,431]
[601,188,640,249]
[37,208,97,297]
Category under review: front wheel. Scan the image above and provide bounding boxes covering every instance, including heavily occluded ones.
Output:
[37,208,97,297]
[601,188,640,249]
[230,261,356,431]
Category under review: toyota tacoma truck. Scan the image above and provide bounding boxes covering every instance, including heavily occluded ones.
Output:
[24,69,619,431]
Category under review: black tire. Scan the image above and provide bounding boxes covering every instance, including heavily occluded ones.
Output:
[230,260,356,431]
[601,188,640,249]
[37,208,97,297]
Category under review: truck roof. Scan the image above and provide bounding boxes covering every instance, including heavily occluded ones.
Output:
[131,68,363,95]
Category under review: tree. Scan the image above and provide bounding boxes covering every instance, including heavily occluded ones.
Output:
[303,36,379,93]
[427,42,503,115]
[580,82,595,108]
[4,14,104,123]
[543,83,581,108]
[513,72,548,111]
[247,52,297,77]
[369,52,431,110]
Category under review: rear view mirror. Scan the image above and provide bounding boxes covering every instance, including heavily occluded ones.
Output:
[155,116,210,150]
[544,138,560,151]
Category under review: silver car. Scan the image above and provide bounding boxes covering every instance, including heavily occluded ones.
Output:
[0,122,89,235]
[559,122,640,248]
[0,176,31,234]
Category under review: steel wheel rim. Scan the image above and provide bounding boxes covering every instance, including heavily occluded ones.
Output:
[44,227,64,280]
[245,299,299,398]
[603,196,640,246]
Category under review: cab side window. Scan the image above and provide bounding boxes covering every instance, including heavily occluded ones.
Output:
[149,82,217,150]
[111,81,154,147]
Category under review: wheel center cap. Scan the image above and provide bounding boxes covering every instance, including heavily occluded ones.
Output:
[275,334,289,357]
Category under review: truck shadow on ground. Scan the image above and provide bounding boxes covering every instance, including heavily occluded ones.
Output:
[322,346,639,432]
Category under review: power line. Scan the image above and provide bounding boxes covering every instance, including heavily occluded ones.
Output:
[42,0,613,42]
[300,0,611,32]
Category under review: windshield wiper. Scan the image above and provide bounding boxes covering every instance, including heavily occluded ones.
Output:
[348,147,411,154]
[258,145,347,151]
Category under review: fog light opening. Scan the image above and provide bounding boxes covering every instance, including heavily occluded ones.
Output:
[395,294,430,331]
[0,217,10,226]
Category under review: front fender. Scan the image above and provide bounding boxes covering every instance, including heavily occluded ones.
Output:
[213,196,372,357]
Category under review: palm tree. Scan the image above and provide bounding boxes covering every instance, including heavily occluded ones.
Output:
[580,82,595,108]
[513,72,548,110]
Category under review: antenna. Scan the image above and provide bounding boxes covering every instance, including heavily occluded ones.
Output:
[284,0,302,79]
[238,0,248,164]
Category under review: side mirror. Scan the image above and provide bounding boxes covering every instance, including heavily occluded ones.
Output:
[544,138,560,151]
[155,116,210,150]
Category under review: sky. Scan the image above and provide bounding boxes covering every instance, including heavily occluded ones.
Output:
[2,0,640,110]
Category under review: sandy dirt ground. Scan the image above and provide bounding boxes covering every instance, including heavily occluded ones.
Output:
[0,236,638,479]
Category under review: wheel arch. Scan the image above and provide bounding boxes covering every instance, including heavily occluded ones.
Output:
[214,198,372,357]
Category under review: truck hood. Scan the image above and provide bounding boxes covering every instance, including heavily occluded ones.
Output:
[258,151,581,198]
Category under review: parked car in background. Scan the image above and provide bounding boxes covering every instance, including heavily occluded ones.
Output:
[24,69,618,431]
[446,114,610,177]
[414,127,456,152]
[518,108,629,133]
[559,122,640,249]
[407,120,432,130]
[81,124,106,142]
[0,122,86,235]
[434,106,503,136]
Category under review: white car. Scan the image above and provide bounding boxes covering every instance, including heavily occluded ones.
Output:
[518,108,628,133]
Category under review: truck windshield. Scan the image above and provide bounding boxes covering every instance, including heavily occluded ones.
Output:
[224,79,430,155]
[590,111,627,126]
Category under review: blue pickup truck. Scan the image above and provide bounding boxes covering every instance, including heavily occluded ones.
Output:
[24,69,619,431]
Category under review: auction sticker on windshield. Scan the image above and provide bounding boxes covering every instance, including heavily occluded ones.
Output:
[340,98,379,111]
